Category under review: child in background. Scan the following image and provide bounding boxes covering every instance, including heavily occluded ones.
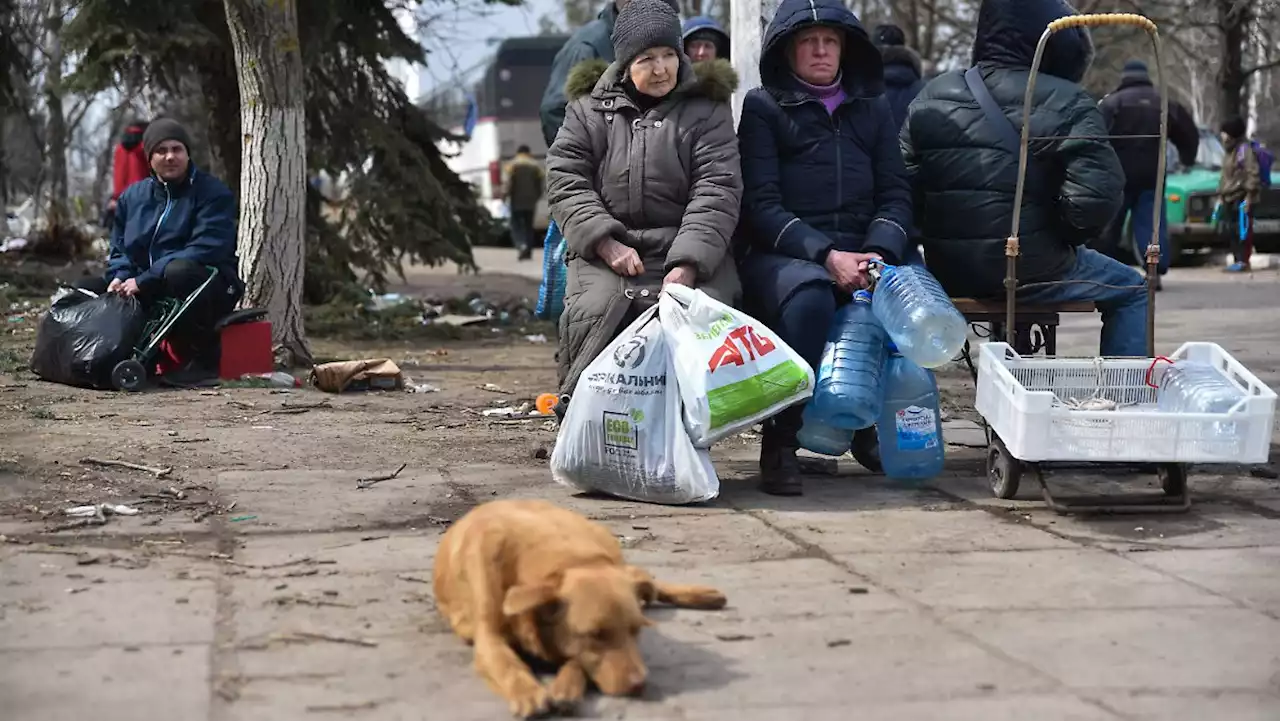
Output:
[1217,117,1262,273]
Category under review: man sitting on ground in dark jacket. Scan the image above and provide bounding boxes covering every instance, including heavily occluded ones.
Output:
[79,118,243,372]
[901,0,1146,358]
[1097,59,1200,286]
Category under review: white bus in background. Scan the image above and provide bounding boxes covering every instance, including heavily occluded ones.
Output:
[430,35,568,245]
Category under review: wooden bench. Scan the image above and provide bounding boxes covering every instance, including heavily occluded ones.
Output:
[952,297,1096,360]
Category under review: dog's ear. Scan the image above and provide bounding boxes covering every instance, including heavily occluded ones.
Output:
[502,583,558,617]
[624,566,657,606]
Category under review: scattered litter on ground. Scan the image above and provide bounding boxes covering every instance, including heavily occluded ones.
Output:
[241,630,378,649]
[715,633,753,642]
[230,515,258,523]
[848,587,869,595]
[524,334,548,344]
[307,701,383,713]
[826,638,852,648]
[267,401,331,415]
[80,457,172,478]
[396,573,431,584]
[478,383,512,395]
[269,594,356,609]
[356,463,408,489]
[312,359,404,393]
[406,382,440,393]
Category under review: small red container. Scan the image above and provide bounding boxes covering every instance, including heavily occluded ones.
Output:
[219,320,274,380]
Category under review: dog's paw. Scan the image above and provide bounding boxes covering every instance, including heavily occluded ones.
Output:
[506,679,552,719]
[547,665,586,711]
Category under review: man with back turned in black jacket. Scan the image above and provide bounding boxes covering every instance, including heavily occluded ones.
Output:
[1097,59,1200,286]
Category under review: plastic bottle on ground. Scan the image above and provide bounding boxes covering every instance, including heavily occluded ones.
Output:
[798,404,854,457]
[876,351,944,481]
[808,290,889,431]
[871,264,967,369]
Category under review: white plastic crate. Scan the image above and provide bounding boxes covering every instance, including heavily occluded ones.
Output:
[975,342,1276,464]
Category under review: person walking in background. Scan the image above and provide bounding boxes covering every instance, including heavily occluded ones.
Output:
[1217,117,1264,273]
[873,23,924,130]
[504,145,544,261]
[1097,59,1200,288]
[105,119,150,225]
[682,15,729,62]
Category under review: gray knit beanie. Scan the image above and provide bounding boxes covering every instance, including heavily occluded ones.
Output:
[612,0,683,66]
[143,118,193,158]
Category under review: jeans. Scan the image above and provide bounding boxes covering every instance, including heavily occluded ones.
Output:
[509,209,535,257]
[1103,187,1170,274]
[1017,248,1149,357]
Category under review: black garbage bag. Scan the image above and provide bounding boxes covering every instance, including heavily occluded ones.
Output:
[30,289,147,389]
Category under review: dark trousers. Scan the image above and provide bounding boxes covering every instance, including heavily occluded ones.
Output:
[746,280,839,436]
[510,210,535,258]
[1221,200,1255,266]
[77,259,238,365]
[1100,187,1171,274]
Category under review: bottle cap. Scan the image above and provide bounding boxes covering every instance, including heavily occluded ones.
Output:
[886,340,899,354]
[853,289,873,303]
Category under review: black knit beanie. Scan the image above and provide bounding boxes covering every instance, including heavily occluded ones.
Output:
[612,0,683,67]
[143,118,193,157]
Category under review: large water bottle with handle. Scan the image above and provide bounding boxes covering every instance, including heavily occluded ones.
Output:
[807,290,889,431]
[876,349,944,480]
[869,262,967,369]
[798,404,854,457]
[1155,360,1245,439]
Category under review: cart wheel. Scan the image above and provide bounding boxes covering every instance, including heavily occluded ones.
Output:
[1158,463,1189,497]
[987,436,1022,499]
[111,359,146,392]
[851,427,883,474]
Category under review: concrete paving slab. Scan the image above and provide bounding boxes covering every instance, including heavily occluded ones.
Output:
[757,507,1077,554]
[609,694,1123,721]
[0,574,215,651]
[1091,690,1280,721]
[229,530,441,574]
[945,607,1280,692]
[844,548,1233,611]
[216,468,449,533]
[0,644,210,721]
[1122,547,1280,615]
[597,512,804,566]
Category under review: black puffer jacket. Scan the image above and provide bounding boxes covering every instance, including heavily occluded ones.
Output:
[899,0,1123,298]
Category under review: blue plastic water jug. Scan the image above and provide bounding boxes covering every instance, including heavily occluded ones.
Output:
[798,404,854,457]
[808,290,889,431]
[876,351,944,480]
[871,264,966,369]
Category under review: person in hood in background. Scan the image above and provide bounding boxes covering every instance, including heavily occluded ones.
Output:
[78,118,243,374]
[902,0,1146,358]
[1097,59,1200,286]
[546,0,741,407]
[682,15,729,62]
[736,0,913,496]
[873,23,924,130]
[106,120,150,222]
[504,145,544,261]
[1217,116,1263,273]
[540,0,680,146]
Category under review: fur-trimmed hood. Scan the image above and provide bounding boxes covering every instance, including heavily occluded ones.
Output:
[881,44,923,80]
[564,57,738,104]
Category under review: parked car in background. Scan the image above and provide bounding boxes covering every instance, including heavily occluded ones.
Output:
[428,36,567,246]
[1155,128,1280,263]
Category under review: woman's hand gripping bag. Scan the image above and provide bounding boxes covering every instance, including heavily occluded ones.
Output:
[660,284,814,447]
[550,306,719,505]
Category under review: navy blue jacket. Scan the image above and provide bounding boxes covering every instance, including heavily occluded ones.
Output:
[106,166,242,291]
[737,0,913,315]
[881,44,925,130]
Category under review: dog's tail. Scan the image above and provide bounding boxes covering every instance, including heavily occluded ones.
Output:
[654,582,727,610]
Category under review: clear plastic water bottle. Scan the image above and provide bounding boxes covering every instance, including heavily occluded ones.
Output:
[798,404,854,457]
[876,351,944,480]
[1157,361,1244,437]
[870,264,967,369]
[808,290,889,431]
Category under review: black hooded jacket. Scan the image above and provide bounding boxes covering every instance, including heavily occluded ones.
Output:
[900,0,1124,298]
[882,45,925,130]
[1099,73,1200,190]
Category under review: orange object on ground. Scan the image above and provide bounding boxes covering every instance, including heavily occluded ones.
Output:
[219,320,274,380]
[535,393,559,415]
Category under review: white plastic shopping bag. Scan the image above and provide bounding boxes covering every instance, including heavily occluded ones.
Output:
[550,306,719,505]
[660,284,814,447]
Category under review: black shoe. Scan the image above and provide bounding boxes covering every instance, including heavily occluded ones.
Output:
[517,248,533,261]
[759,408,803,496]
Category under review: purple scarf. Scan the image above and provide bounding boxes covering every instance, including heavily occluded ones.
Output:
[793,72,846,115]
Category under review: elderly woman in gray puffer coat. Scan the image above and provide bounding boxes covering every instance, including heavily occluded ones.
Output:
[546,0,742,409]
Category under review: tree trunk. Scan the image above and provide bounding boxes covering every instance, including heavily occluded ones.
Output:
[42,0,68,225]
[223,0,311,367]
[1217,0,1250,123]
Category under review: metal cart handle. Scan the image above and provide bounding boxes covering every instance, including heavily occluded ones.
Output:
[1007,12,1167,358]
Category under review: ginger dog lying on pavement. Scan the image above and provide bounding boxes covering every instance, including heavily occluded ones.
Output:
[433,499,727,718]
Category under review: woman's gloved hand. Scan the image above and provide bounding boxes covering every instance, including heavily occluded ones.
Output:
[596,237,645,277]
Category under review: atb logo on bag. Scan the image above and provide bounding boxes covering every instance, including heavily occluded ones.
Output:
[613,336,648,369]
[708,325,778,373]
